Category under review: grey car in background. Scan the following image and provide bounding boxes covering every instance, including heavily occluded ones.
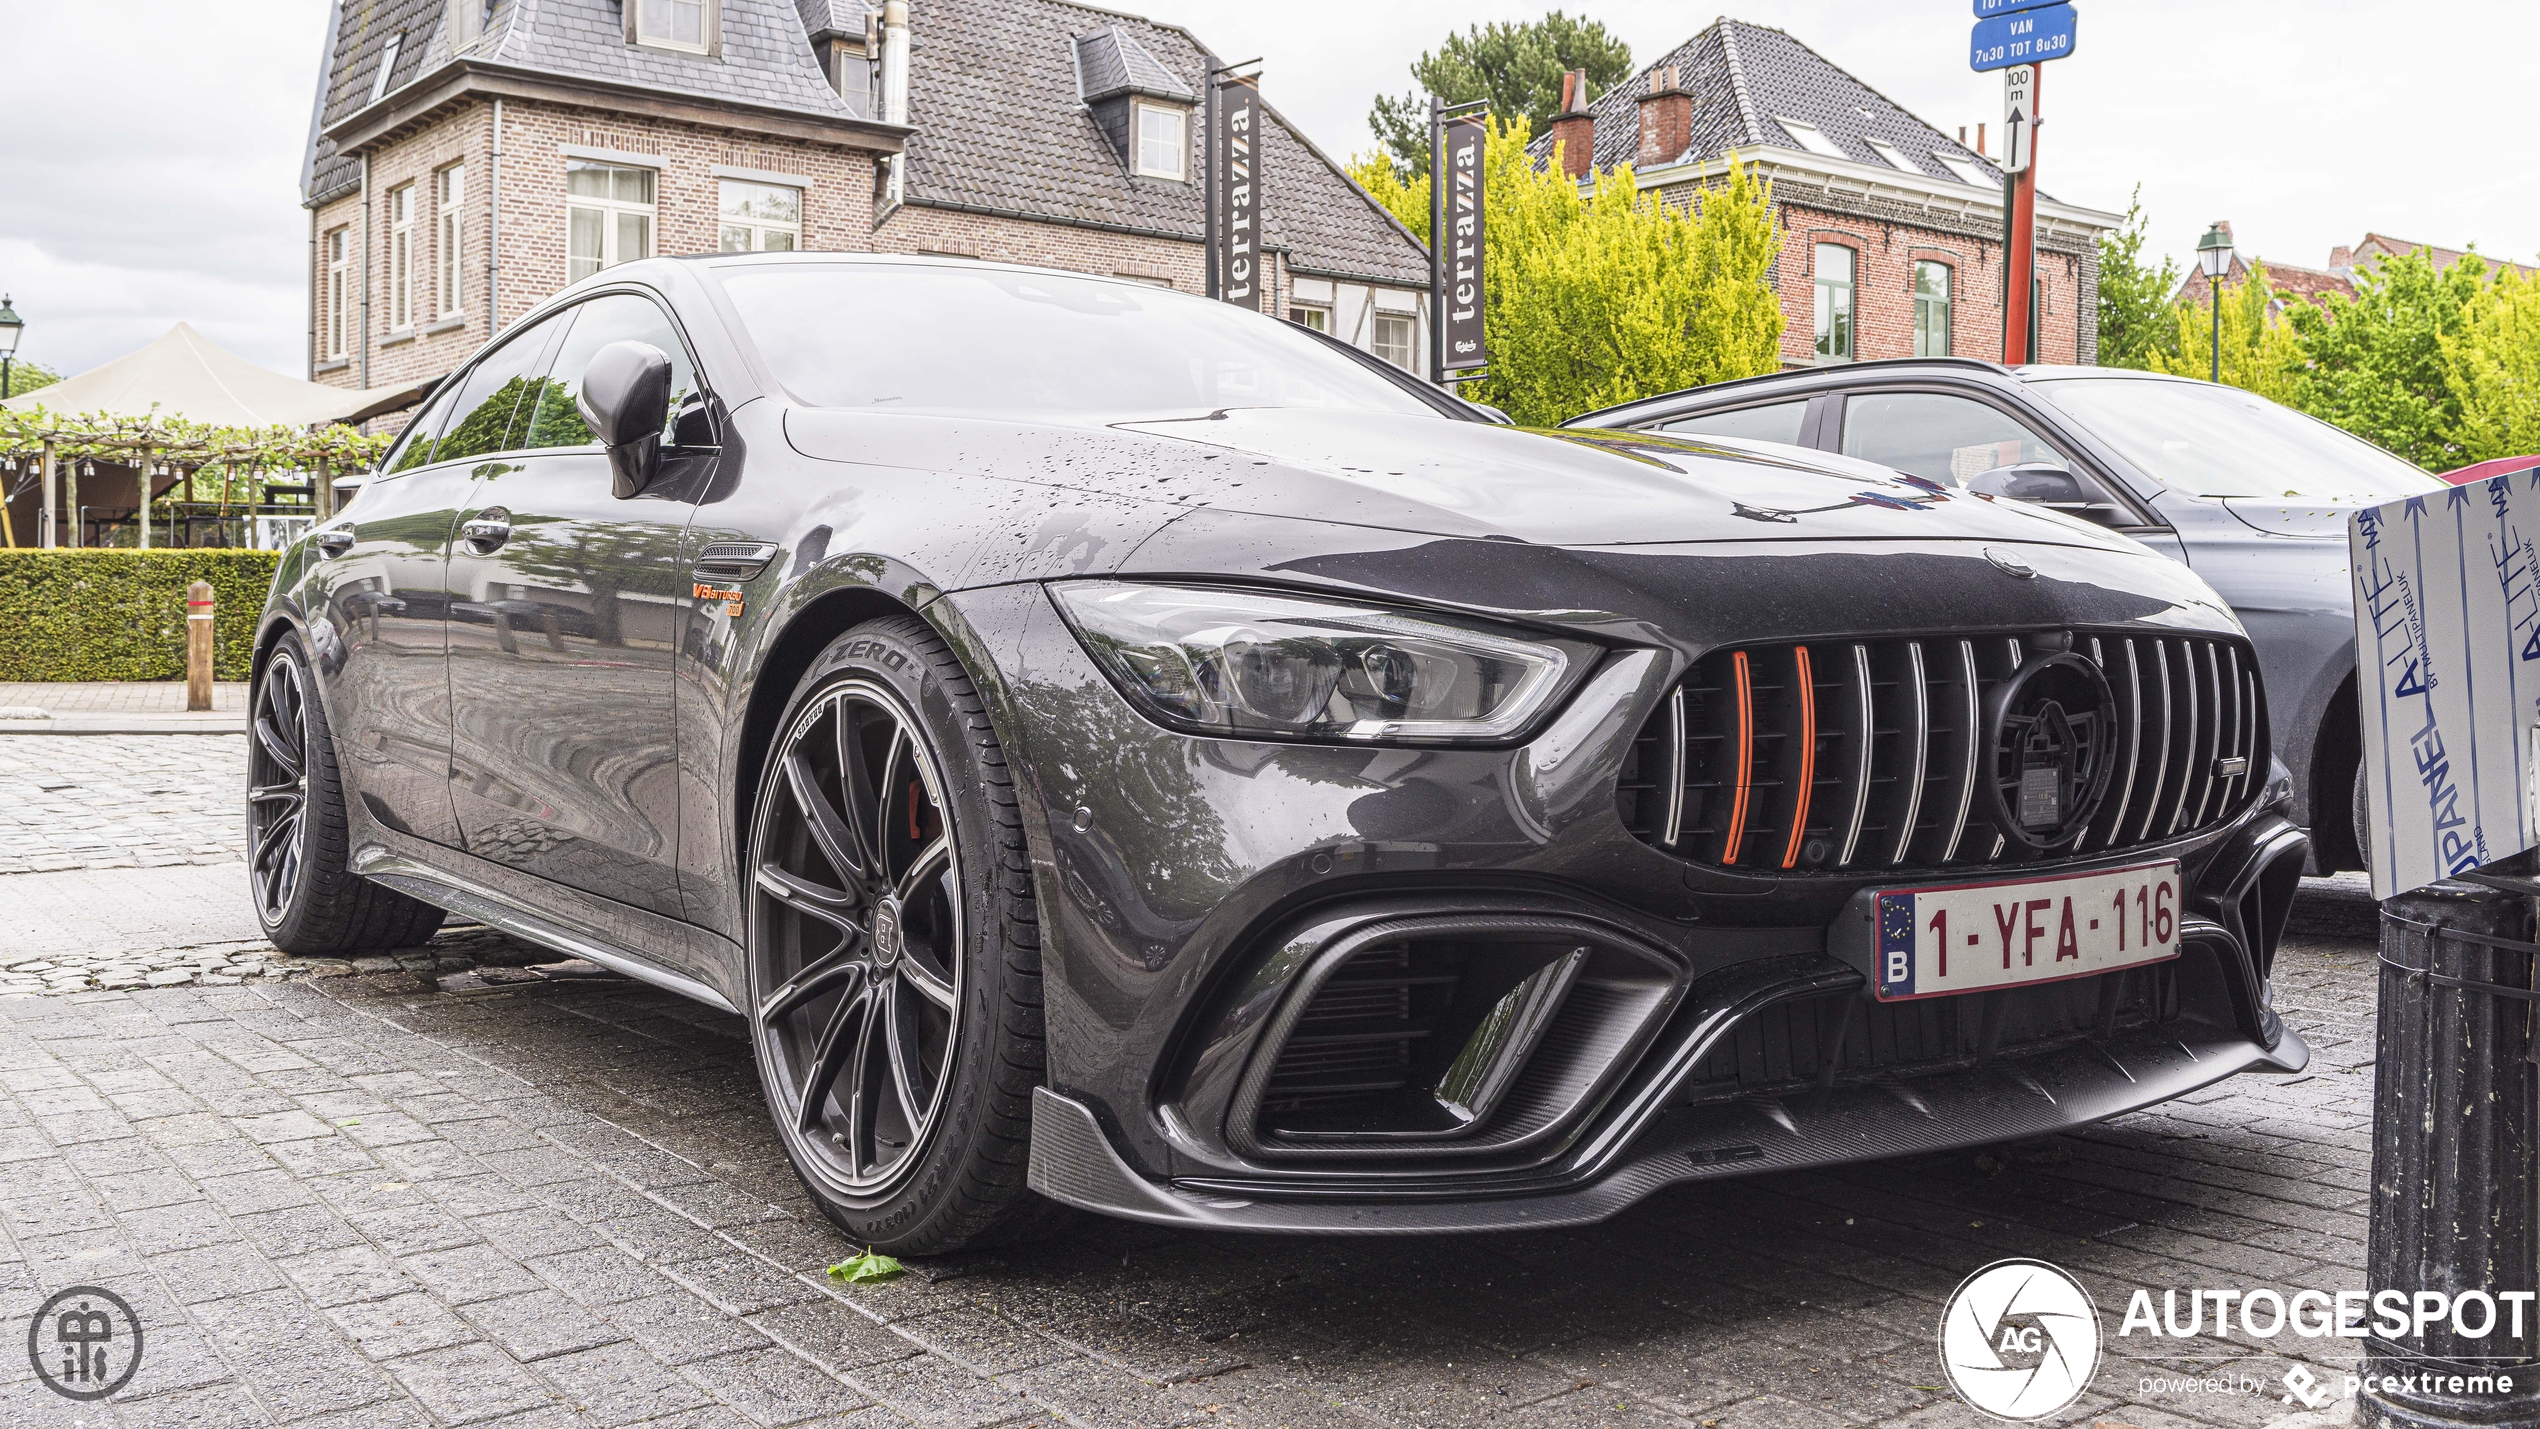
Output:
[1570,361,2447,873]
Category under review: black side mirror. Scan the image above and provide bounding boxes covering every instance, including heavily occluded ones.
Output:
[577,340,672,499]
[1967,462,2128,526]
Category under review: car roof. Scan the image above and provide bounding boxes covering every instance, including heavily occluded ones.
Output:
[1564,358,2220,429]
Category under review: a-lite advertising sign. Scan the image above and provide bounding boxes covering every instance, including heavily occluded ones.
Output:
[2350,476,2540,899]
[1215,80,1264,311]
[1970,2,2077,72]
[1439,116,1486,372]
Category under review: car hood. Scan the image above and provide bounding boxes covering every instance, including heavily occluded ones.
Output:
[786,405,2143,552]
[2217,497,2365,539]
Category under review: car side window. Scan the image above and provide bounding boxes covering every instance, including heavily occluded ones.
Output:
[430,313,570,466]
[516,293,701,452]
[381,380,464,475]
[1659,399,1810,446]
[1839,391,2067,487]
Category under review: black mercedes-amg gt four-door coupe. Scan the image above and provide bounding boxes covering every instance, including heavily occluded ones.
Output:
[252,254,2309,1252]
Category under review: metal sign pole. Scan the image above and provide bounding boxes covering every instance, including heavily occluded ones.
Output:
[1428,95,1445,386]
[1204,63,1222,301]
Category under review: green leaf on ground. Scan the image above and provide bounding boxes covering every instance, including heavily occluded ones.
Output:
[827,1249,904,1283]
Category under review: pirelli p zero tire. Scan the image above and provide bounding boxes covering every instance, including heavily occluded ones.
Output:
[744,615,1062,1254]
[247,635,446,956]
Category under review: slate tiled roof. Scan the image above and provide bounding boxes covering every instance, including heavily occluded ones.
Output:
[902,0,1427,286]
[305,0,864,204]
[793,0,864,43]
[1074,27,1191,103]
[1531,17,2005,193]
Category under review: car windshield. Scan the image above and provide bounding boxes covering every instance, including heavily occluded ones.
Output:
[2032,377,2444,501]
[712,262,1442,420]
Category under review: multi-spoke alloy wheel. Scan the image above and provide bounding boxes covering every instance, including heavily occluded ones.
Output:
[249,650,313,923]
[752,677,965,1197]
[244,633,444,955]
[745,618,1053,1253]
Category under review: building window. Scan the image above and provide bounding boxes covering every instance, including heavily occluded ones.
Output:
[831,40,873,114]
[1772,117,1849,160]
[1289,305,1330,333]
[387,184,415,330]
[1133,102,1187,180]
[368,33,402,104]
[1814,243,1855,363]
[1913,260,1951,357]
[566,161,656,283]
[718,179,801,252]
[633,0,712,54]
[435,164,465,319]
[325,227,351,360]
[1372,312,1416,371]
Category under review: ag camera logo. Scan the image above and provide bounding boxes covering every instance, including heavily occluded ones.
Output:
[1939,1259,2102,1420]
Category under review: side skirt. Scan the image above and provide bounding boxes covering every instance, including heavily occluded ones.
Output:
[353,840,741,1015]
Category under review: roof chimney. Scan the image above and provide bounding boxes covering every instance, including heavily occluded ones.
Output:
[879,0,910,203]
[1551,68,1595,180]
[2330,244,2354,270]
[1635,65,1693,170]
[1976,122,1986,157]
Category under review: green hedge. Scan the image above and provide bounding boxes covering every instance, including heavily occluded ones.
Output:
[0,550,283,681]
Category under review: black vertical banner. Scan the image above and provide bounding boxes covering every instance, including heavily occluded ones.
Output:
[1441,116,1486,370]
[1216,80,1263,310]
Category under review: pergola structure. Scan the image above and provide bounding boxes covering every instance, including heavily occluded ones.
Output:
[0,411,392,550]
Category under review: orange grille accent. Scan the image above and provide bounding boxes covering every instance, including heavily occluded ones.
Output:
[1782,645,1816,869]
[1722,650,1753,864]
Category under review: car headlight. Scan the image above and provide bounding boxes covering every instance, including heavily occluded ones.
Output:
[1051,582,1575,744]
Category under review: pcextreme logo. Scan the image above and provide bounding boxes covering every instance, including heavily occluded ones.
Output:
[1939,1259,2101,1420]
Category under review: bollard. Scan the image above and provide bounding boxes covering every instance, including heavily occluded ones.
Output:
[185,580,214,712]
[2363,864,2540,1428]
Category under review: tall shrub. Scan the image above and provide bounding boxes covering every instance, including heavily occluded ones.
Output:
[2153,262,2303,404]
[0,549,281,681]
[2283,248,2487,470]
[2446,266,2540,463]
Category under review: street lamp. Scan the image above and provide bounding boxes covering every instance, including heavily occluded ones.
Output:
[0,296,23,401]
[2196,224,2234,385]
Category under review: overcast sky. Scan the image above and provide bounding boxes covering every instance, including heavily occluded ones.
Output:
[4,0,2531,380]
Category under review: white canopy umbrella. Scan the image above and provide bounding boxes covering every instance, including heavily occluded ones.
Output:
[1,322,432,427]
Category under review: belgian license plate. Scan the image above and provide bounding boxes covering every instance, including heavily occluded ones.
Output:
[1871,861,2181,1002]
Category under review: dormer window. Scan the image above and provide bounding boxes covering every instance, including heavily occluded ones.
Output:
[1133,101,1186,180]
[368,33,402,104]
[632,0,718,56]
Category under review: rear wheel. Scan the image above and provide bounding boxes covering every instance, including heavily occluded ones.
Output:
[745,617,1057,1254]
[248,636,445,955]
[2352,755,2372,875]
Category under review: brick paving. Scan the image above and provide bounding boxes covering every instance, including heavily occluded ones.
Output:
[0,901,2381,1428]
[0,683,250,716]
[0,735,249,873]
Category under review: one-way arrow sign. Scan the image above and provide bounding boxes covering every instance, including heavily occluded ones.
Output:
[2001,64,2035,172]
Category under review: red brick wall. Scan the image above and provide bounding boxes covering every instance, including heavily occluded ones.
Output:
[1766,203,2083,367]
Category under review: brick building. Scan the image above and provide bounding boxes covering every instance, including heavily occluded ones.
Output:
[2178,224,2539,312]
[300,0,1430,408]
[1534,19,2121,368]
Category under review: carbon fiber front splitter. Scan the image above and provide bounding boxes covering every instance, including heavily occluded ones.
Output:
[1026,1018,2310,1235]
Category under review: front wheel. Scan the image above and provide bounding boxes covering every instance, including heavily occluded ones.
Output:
[248,635,445,955]
[745,616,1057,1254]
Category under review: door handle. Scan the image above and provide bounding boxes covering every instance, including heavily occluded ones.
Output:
[460,508,512,553]
[314,527,355,558]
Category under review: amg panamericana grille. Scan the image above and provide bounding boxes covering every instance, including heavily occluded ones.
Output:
[1618,632,2265,873]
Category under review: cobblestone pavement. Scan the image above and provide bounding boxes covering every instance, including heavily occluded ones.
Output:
[0,735,248,873]
[0,683,250,715]
[0,900,2380,1429]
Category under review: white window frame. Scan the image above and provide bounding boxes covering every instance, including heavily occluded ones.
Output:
[368,33,402,104]
[631,0,716,55]
[1132,100,1188,181]
[566,161,658,284]
[325,228,352,361]
[435,163,466,319]
[1814,243,1856,364]
[717,178,802,253]
[1371,312,1417,372]
[387,183,415,331]
[1773,117,1848,159]
[1913,259,1953,358]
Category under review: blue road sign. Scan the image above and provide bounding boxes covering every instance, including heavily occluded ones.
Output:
[1973,0,2063,16]
[1971,2,2076,71]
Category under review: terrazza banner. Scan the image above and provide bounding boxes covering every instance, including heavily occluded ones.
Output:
[1440,115,1486,372]
[1215,78,1263,311]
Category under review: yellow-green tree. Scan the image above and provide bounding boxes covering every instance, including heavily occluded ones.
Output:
[2152,263,2303,405]
[2448,266,2540,462]
[1348,118,1782,427]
